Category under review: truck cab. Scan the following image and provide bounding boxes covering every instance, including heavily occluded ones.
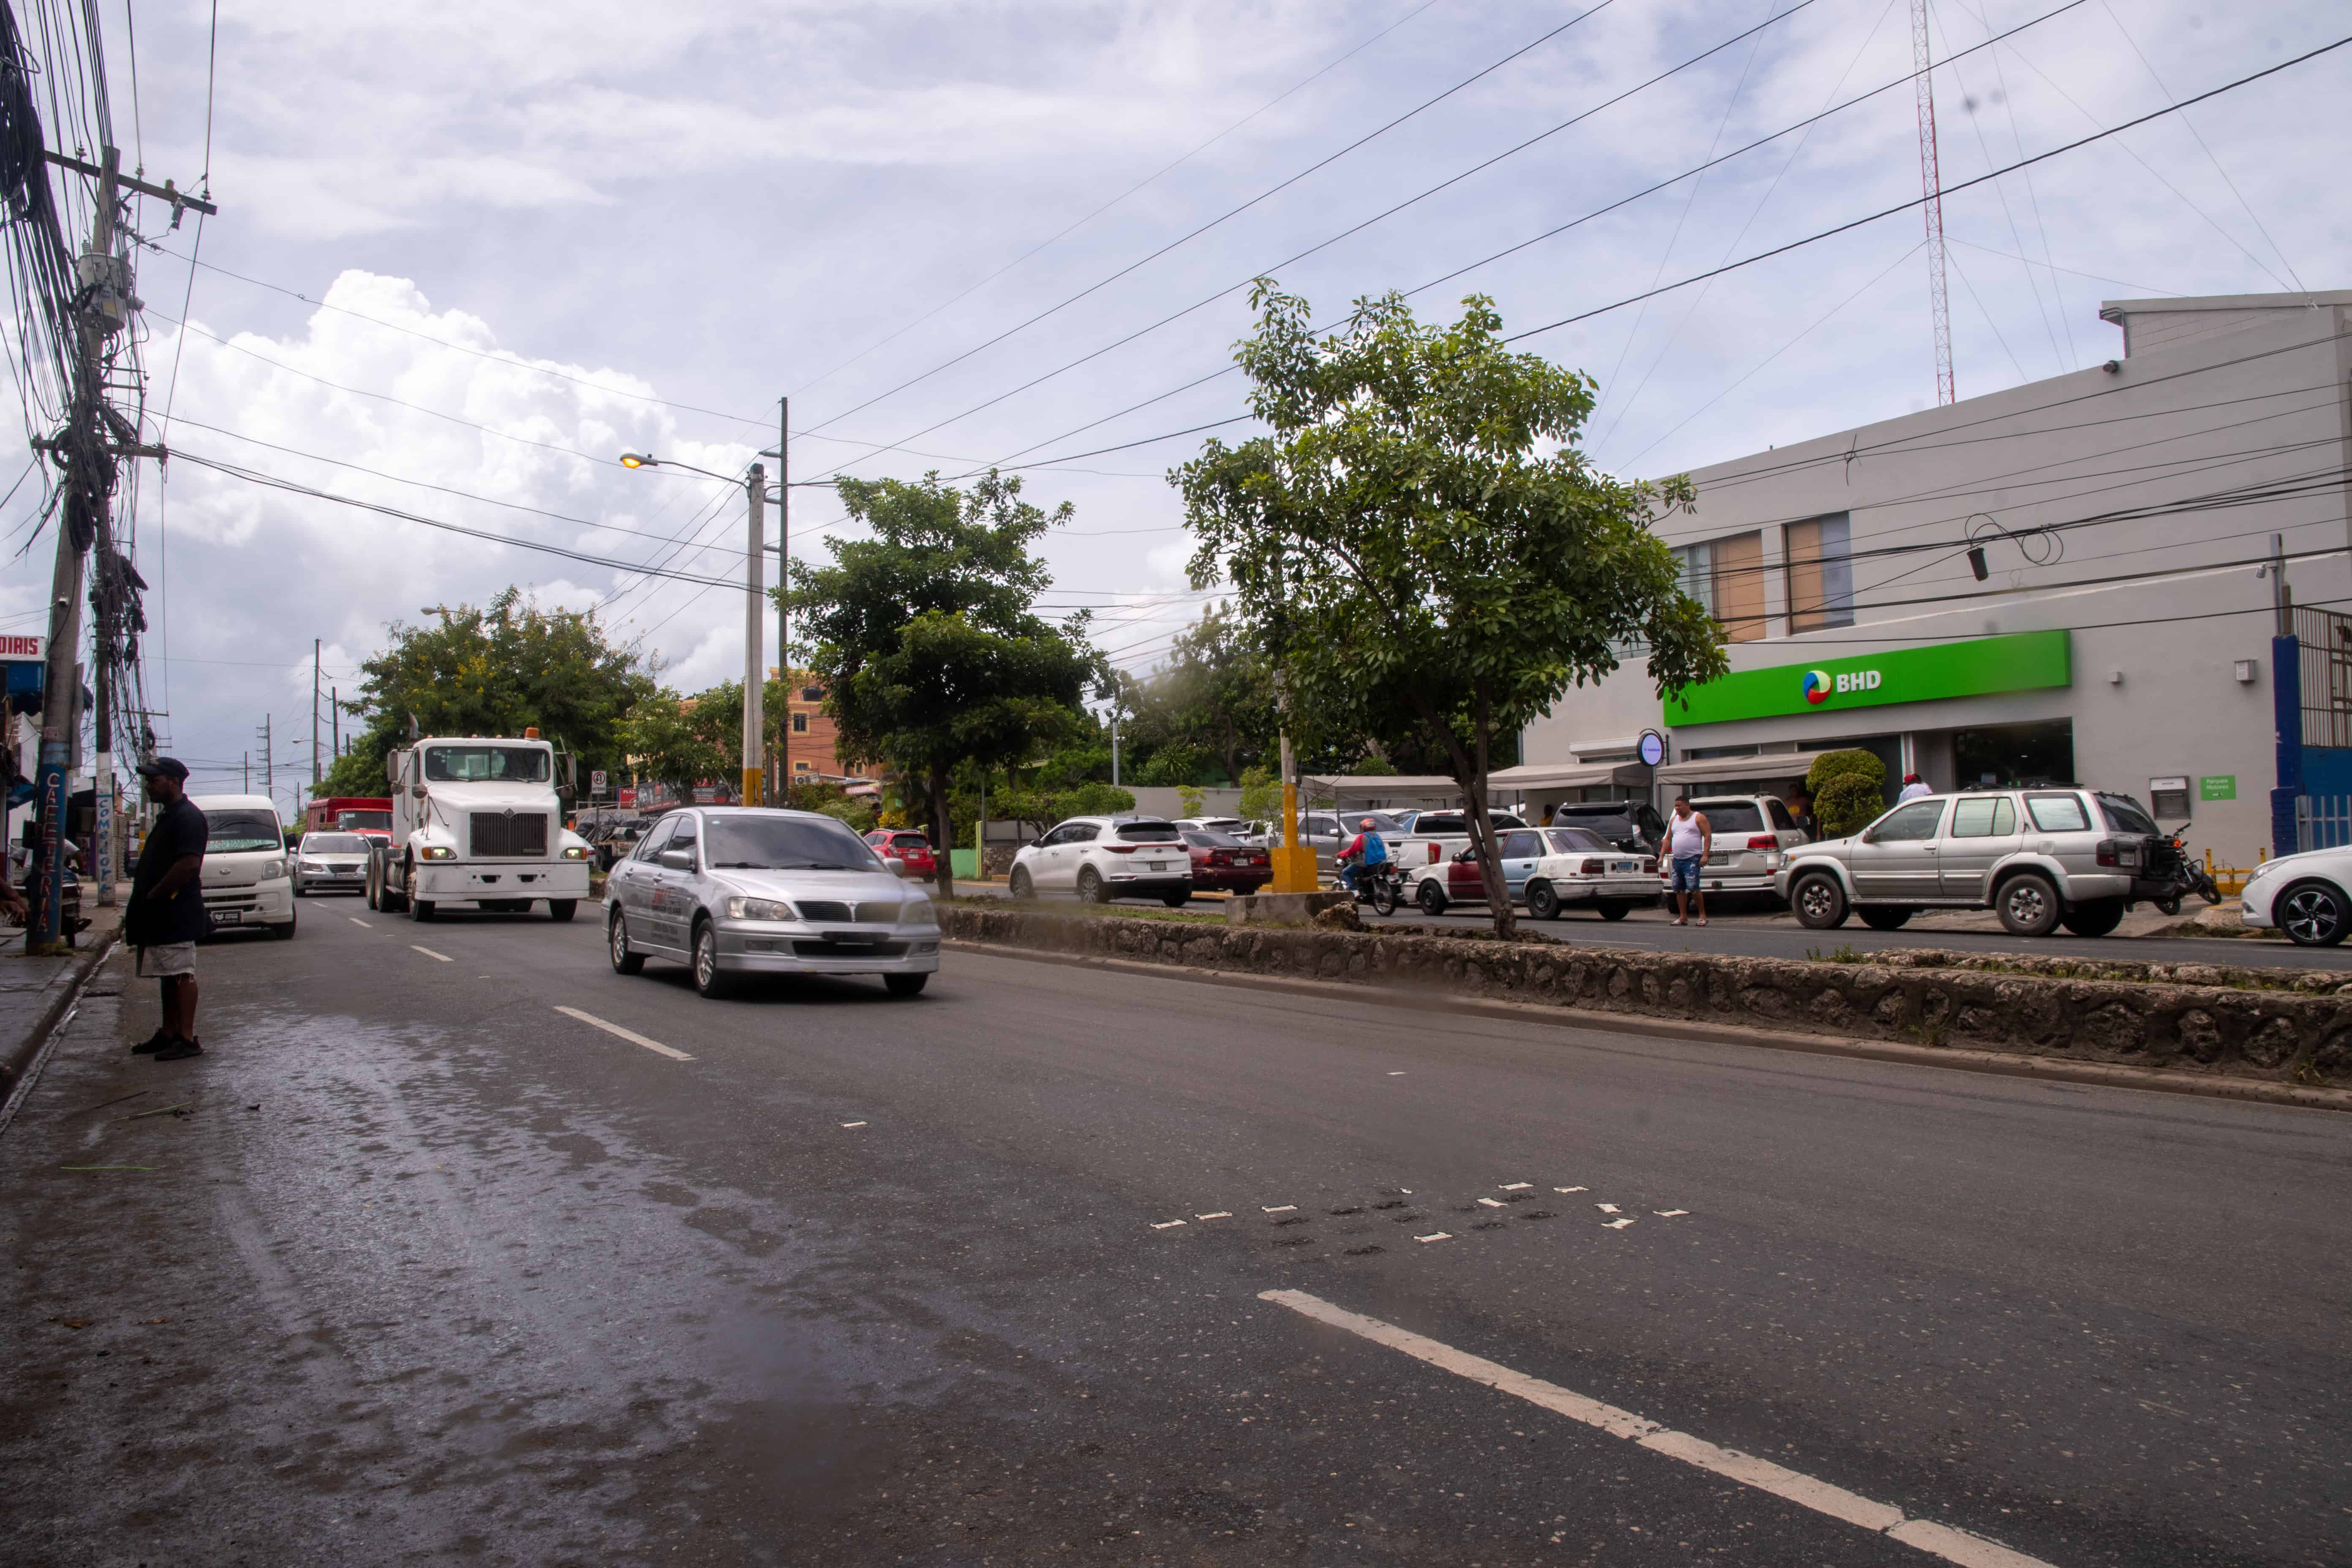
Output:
[367,734,592,921]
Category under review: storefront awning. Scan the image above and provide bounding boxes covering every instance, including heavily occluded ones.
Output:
[1299,774,1463,805]
[1486,760,1652,792]
[1655,749,1837,785]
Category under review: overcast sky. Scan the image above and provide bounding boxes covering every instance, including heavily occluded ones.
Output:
[5,0,2343,803]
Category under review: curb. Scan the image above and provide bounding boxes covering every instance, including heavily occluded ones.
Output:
[0,924,125,1138]
[940,939,2352,1116]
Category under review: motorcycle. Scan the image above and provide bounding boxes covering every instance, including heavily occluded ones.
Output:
[2149,821,2223,916]
[1331,857,1407,917]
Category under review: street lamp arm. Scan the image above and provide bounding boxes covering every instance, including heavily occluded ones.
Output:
[617,452,756,487]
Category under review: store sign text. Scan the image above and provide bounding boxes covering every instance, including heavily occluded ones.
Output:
[1666,630,2071,727]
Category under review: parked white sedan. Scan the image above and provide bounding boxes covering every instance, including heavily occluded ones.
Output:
[1524,826,1660,921]
[2237,845,2352,945]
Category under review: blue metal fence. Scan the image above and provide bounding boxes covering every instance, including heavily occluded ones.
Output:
[2293,795,2352,853]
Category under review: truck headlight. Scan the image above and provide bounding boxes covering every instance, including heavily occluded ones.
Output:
[726,896,795,920]
[261,860,286,880]
[562,844,589,859]
[421,845,455,861]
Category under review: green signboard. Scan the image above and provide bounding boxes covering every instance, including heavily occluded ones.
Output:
[2199,775,2236,801]
[1664,630,2071,727]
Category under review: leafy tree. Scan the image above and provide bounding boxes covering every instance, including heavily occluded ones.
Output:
[782,471,1102,896]
[1805,749,1889,838]
[621,682,738,797]
[1236,764,1279,824]
[1134,740,1207,789]
[318,588,654,800]
[1176,284,1728,936]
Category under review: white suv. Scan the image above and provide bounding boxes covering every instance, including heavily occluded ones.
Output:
[1009,816,1193,906]
[1663,795,1809,900]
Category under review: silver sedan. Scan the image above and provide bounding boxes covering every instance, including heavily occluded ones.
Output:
[603,806,942,998]
[293,832,373,896]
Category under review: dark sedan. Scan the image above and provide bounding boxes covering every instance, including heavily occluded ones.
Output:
[1182,829,1270,894]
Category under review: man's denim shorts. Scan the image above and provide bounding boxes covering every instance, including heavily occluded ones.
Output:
[1669,854,1704,893]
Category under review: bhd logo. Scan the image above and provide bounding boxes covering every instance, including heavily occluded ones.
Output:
[1802,669,1833,706]
[1802,667,1883,705]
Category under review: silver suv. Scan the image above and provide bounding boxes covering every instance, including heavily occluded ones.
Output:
[1664,795,1809,899]
[1775,788,2166,938]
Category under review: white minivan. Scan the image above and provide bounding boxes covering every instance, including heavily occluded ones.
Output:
[186,792,296,939]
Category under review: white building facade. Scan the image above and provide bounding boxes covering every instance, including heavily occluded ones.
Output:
[1517,289,2352,865]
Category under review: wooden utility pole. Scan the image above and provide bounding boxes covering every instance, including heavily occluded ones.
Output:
[741,464,764,809]
[311,638,321,789]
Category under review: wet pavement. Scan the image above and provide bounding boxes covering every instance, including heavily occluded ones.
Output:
[3,901,2348,1565]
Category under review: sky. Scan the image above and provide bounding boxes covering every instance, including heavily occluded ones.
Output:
[2,0,2344,806]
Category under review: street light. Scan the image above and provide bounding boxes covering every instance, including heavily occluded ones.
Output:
[618,451,767,806]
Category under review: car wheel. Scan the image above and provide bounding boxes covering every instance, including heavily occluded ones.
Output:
[1792,873,1848,929]
[1415,879,1447,916]
[548,899,577,923]
[294,881,307,899]
[1161,890,1189,908]
[1995,871,2062,937]
[2154,895,2183,917]
[379,861,406,914]
[1526,880,1561,920]
[885,973,928,998]
[1858,905,1913,931]
[1076,868,1108,904]
[270,913,297,940]
[692,919,732,997]
[2060,897,2125,937]
[1594,901,1631,921]
[1008,866,1034,900]
[406,868,434,921]
[2277,880,2350,946]
[365,868,378,910]
[609,909,645,975]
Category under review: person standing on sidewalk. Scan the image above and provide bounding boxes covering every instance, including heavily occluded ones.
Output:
[1666,794,1711,928]
[127,757,207,1062]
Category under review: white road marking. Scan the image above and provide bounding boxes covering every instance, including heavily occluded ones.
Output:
[1263,1205,1296,1214]
[411,945,452,962]
[1195,1211,1232,1220]
[1499,1182,1532,1191]
[1655,1209,1690,1217]
[1555,1186,1587,1194]
[349,917,371,927]
[1477,1198,1507,1209]
[1258,1290,2055,1568]
[840,1121,867,1128]
[1387,1070,1406,1076]
[550,1005,694,1062]
[1152,1220,1186,1230]
[1603,1217,1636,1230]
[1595,1203,1620,1214]
[1414,1232,1451,1244]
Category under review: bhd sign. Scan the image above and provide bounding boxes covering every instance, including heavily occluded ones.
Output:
[1666,631,2069,726]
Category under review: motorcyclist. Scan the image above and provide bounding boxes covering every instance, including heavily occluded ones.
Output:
[1337,817,1390,896]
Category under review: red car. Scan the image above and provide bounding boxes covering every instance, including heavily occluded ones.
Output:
[1183,829,1270,894]
[865,829,937,878]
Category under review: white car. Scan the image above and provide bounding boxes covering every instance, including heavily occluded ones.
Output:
[1662,795,1809,900]
[188,792,296,939]
[292,830,371,896]
[1008,815,1192,906]
[2236,847,2352,946]
[1524,827,1661,920]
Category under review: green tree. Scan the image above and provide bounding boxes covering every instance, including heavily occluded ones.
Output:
[621,682,738,797]
[318,588,654,801]
[1236,764,1280,824]
[1176,284,1728,936]
[782,471,1102,896]
[1805,749,1889,838]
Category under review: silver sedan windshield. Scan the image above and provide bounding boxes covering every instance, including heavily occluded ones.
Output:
[705,815,882,871]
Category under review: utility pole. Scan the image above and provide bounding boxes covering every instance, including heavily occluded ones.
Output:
[741,463,765,809]
[776,397,789,803]
[259,714,272,808]
[311,639,321,790]
[331,686,340,764]
[243,752,249,792]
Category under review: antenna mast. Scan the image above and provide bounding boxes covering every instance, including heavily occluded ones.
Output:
[1911,0,1955,406]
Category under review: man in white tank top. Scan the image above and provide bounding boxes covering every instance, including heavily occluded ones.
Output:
[1665,795,1712,926]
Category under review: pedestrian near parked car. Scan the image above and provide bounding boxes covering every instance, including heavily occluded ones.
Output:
[126,757,208,1062]
[1897,773,1933,803]
[1666,795,1711,927]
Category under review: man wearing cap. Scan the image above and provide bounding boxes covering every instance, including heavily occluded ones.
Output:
[127,757,207,1061]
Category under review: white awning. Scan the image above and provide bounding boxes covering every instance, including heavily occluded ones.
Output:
[1485,761,1651,792]
[1655,749,1836,785]
[1299,774,1463,805]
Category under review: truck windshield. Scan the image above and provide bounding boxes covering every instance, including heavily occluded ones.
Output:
[424,746,550,783]
[336,810,391,830]
[703,814,882,871]
[206,811,283,854]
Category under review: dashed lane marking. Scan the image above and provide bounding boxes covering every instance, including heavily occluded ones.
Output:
[1555,1186,1587,1194]
[550,1005,694,1062]
[840,1121,867,1128]
[1195,1211,1232,1220]
[1499,1182,1533,1191]
[1595,1203,1620,1213]
[1414,1232,1451,1244]
[349,917,371,927]
[1656,1209,1690,1217]
[1263,1205,1297,1214]
[1258,1290,2056,1568]
[1603,1217,1637,1230]
[411,945,452,962]
[1151,1220,1186,1230]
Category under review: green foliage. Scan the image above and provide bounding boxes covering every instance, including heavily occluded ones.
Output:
[318,588,653,800]
[1175,283,1729,937]
[991,780,1136,835]
[1805,748,1886,795]
[1805,942,1863,964]
[1134,740,1207,789]
[1176,782,1205,818]
[785,777,877,834]
[1131,605,1280,783]
[1814,773,1888,838]
[782,471,1102,893]
[1236,764,1280,824]
[621,681,738,795]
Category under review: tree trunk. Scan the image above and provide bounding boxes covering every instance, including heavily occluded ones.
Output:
[925,767,955,899]
[1410,697,1516,940]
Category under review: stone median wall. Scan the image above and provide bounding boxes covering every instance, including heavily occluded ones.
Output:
[942,907,2350,1087]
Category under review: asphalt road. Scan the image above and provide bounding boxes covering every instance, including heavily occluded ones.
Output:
[4,898,2347,1565]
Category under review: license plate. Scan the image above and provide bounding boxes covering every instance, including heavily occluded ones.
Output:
[1149,861,1166,871]
[214,910,242,925]
[1706,852,1729,864]
[1611,860,1636,874]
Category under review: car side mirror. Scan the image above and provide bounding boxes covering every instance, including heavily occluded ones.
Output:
[658,849,693,871]
[1030,836,1045,849]
[1454,847,1477,863]
[883,855,906,877]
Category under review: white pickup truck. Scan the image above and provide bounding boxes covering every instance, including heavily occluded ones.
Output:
[1382,807,1530,873]
[366,733,593,921]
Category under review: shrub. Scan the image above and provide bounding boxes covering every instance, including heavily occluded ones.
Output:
[1805,747,1885,796]
[1814,773,1886,838]
[1176,783,1204,817]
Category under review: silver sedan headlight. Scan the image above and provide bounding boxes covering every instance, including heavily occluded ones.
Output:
[898,895,939,927]
[726,896,795,921]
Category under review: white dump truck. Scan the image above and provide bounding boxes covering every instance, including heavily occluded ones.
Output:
[365,730,593,921]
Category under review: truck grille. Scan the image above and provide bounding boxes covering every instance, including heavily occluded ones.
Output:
[469,811,548,857]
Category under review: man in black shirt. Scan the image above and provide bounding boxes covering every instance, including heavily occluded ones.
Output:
[127,757,208,1061]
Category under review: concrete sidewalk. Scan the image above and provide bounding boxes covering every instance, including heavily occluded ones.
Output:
[0,893,125,1135]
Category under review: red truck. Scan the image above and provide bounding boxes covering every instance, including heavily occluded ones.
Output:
[304,796,395,843]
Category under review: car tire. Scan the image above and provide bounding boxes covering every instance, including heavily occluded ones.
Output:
[1792,872,1849,929]
[1526,880,1562,920]
[294,881,307,898]
[692,919,732,997]
[405,868,434,921]
[365,869,378,910]
[1415,879,1448,916]
[379,860,407,914]
[885,973,928,998]
[1858,905,1914,931]
[2059,897,2126,937]
[1595,901,1631,921]
[1995,871,2062,937]
[1160,891,1189,908]
[549,899,577,923]
[609,909,645,974]
[1008,866,1034,900]
[2276,880,2351,947]
[1076,868,1108,905]
[270,914,297,940]
[2154,895,2183,917]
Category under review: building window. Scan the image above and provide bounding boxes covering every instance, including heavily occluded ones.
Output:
[801,686,825,702]
[1673,531,1764,643]
[794,760,812,773]
[1784,514,1854,633]
[791,713,808,734]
